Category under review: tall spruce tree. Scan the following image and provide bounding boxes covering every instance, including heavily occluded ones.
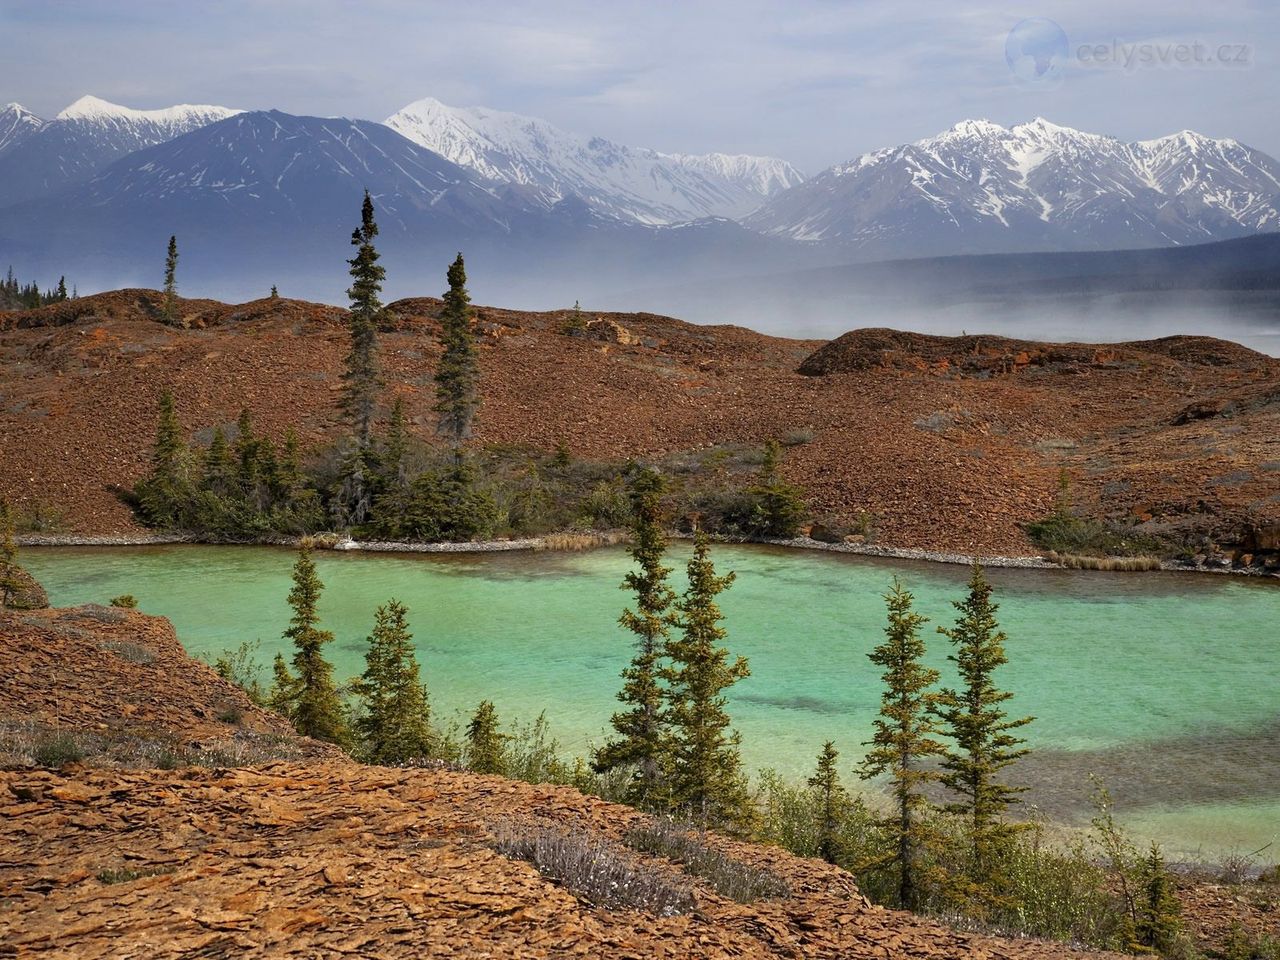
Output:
[133,390,191,528]
[663,531,751,828]
[862,578,946,912]
[162,235,179,322]
[592,467,677,808]
[280,544,349,746]
[931,563,1033,883]
[338,191,385,525]
[809,741,850,865]
[433,253,479,453]
[355,600,432,764]
[466,700,506,774]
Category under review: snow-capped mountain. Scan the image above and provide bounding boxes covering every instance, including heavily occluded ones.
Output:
[746,118,1280,256]
[384,97,803,223]
[20,110,543,236]
[0,95,242,207]
[0,104,45,156]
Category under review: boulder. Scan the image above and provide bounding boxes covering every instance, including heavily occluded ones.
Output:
[808,523,845,544]
[1,564,49,609]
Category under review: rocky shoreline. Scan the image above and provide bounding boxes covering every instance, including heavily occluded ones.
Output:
[18,530,1278,578]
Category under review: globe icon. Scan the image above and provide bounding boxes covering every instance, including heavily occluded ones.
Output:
[1005,18,1069,88]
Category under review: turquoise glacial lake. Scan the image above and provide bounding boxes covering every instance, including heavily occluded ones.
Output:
[22,543,1280,858]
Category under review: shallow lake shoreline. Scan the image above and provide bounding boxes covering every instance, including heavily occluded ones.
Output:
[17,530,1276,578]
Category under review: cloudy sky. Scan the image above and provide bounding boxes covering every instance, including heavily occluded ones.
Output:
[1,0,1273,173]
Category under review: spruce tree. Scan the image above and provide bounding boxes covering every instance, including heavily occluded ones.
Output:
[275,428,306,505]
[749,440,806,537]
[380,397,410,491]
[466,700,506,774]
[355,600,432,765]
[162,235,179,322]
[267,653,298,718]
[55,276,67,301]
[862,578,946,912]
[152,390,187,486]
[281,544,349,746]
[592,467,677,808]
[931,563,1033,884]
[663,531,751,829]
[433,253,479,452]
[0,498,25,608]
[1132,844,1182,955]
[338,191,385,526]
[202,426,235,494]
[270,284,279,299]
[809,741,850,865]
[133,390,191,528]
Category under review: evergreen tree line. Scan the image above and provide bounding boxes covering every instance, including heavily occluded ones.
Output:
[1,267,71,310]
[130,192,807,543]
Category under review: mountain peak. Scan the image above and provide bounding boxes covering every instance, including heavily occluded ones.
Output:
[56,95,132,120]
[943,119,1008,138]
[55,95,242,124]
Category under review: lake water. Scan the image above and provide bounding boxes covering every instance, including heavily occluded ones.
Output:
[21,543,1280,858]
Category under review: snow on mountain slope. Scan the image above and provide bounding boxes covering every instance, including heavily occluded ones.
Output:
[53,110,533,235]
[384,97,803,223]
[746,118,1280,256]
[0,104,45,157]
[0,95,242,208]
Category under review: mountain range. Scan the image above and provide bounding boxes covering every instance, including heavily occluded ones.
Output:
[0,94,1277,328]
[746,117,1280,257]
[384,96,803,223]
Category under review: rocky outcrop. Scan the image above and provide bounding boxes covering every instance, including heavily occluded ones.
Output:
[1,564,47,609]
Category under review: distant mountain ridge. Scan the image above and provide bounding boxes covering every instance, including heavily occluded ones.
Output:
[0,98,1278,319]
[0,95,242,208]
[384,96,803,223]
[746,117,1280,256]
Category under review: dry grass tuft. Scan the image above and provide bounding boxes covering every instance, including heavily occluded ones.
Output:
[624,817,791,903]
[1045,551,1162,572]
[491,818,695,915]
[537,530,629,552]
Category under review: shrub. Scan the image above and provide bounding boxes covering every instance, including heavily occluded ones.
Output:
[781,428,815,446]
[97,866,173,885]
[206,641,266,706]
[1025,514,1168,559]
[502,712,572,785]
[33,733,85,768]
[624,817,790,903]
[492,819,695,915]
[108,594,138,609]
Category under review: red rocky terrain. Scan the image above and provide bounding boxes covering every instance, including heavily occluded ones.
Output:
[0,602,1120,958]
[1,289,1277,559]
